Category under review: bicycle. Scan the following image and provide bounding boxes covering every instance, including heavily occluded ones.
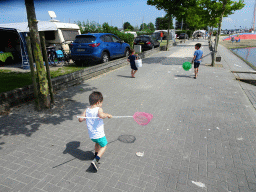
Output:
[57,41,71,65]
[46,46,58,66]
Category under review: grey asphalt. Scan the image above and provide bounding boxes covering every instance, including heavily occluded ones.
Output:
[1,39,256,192]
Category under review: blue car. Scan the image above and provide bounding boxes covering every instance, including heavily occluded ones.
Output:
[71,33,130,65]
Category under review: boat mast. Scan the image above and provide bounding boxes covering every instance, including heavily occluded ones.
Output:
[253,0,256,31]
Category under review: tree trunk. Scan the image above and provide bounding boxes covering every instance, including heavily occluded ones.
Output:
[25,0,50,108]
[26,36,40,111]
[216,15,223,52]
[40,32,54,104]
[216,0,227,52]
[166,15,171,51]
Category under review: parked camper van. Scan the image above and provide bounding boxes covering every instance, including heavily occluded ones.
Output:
[0,20,80,69]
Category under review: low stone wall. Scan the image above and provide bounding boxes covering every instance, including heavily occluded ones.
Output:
[0,47,160,113]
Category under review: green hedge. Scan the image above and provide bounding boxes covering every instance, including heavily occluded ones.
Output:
[78,22,134,48]
[101,23,134,48]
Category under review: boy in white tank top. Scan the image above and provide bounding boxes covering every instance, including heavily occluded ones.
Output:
[78,91,112,171]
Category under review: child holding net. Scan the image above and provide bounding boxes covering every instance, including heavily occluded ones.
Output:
[78,91,112,171]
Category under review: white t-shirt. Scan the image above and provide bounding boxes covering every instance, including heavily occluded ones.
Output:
[86,107,105,139]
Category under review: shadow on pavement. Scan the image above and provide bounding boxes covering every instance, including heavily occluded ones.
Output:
[52,135,136,172]
[175,75,194,78]
[117,75,133,78]
[108,135,136,145]
[142,57,192,66]
[52,141,94,169]
[0,83,97,148]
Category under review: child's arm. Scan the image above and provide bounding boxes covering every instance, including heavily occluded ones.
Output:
[191,55,196,63]
[98,108,112,119]
[78,109,86,122]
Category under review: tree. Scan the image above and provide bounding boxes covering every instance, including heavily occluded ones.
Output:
[148,22,155,31]
[25,0,51,109]
[177,5,208,31]
[147,0,196,49]
[123,22,134,30]
[155,15,173,30]
[199,0,244,66]
[140,23,148,31]
[147,0,197,18]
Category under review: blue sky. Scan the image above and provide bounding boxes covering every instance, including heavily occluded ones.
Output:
[0,0,254,30]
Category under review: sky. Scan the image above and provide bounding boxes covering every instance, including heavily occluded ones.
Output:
[0,0,255,30]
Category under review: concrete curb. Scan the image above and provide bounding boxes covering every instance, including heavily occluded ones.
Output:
[0,47,160,113]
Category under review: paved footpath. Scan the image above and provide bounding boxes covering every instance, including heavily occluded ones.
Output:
[1,39,256,192]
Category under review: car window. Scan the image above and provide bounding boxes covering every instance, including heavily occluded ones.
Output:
[74,35,96,43]
[135,37,148,41]
[100,36,105,42]
[111,35,120,43]
[104,35,113,42]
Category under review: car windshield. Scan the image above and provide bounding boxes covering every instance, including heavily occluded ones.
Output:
[74,35,96,43]
[135,36,149,41]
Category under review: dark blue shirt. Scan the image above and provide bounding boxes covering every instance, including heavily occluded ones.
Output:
[128,55,136,65]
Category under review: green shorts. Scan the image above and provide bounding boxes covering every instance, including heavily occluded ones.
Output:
[91,136,108,147]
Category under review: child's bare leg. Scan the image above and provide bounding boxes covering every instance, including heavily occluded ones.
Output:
[197,68,199,75]
[95,143,100,153]
[131,69,134,76]
[97,146,107,158]
[194,68,197,77]
[133,70,137,76]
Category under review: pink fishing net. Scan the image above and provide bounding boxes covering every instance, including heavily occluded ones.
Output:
[133,112,153,126]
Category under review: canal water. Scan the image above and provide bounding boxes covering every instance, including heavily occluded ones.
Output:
[231,47,256,67]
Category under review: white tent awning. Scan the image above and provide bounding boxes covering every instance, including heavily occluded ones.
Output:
[0,21,79,33]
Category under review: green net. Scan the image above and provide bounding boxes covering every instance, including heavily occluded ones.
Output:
[182,62,192,71]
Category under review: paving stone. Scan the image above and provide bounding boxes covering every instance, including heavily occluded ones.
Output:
[57,179,76,190]
[102,185,122,192]
[34,174,54,189]
[115,181,135,192]
[1,39,256,192]
[42,183,62,192]
[19,178,40,192]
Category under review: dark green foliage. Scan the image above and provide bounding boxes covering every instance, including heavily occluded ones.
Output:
[155,15,173,30]
[148,22,155,31]
[140,23,148,31]
[124,22,134,30]
[75,21,134,47]
[102,23,134,47]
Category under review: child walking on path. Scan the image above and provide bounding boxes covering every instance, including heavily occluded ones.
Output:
[127,49,138,78]
[192,43,204,79]
[78,91,112,171]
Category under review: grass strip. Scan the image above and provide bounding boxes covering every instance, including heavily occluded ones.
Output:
[0,65,87,93]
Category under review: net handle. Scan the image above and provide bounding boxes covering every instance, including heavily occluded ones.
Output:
[77,116,133,119]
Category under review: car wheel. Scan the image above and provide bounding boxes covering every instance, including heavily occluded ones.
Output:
[101,52,109,63]
[124,48,130,57]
